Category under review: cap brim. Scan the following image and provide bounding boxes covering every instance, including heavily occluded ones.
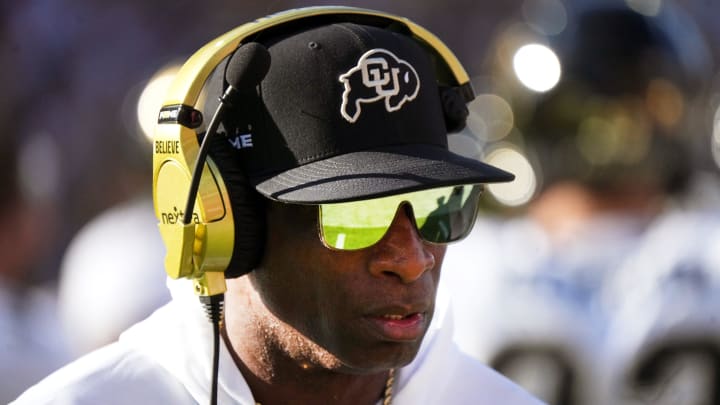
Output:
[252,144,515,204]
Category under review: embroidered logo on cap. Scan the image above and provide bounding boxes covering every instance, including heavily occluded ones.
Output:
[339,49,420,123]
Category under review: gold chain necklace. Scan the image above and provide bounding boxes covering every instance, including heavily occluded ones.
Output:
[254,368,395,405]
[382,368,395,405]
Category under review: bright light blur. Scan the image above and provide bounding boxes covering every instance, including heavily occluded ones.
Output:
[485,145,537,206]
[137,64,181,143]
[513,43,561,92]
[626,0,663,17]
[466,94,515,142]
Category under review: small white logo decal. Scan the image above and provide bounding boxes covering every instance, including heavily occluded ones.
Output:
[228,133,253,149]
[339,49,420,123]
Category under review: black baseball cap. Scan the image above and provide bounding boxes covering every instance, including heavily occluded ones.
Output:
[223,21,514,204]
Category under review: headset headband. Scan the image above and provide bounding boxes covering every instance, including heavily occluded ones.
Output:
[165,6,472,109]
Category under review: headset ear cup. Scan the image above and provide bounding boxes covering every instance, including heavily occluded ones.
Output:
[440,86,469,133]
[206,134,266,278]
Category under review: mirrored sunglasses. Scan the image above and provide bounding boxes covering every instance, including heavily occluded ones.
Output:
[318,185,483,250]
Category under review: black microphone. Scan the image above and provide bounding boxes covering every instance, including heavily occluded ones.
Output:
[222,42,271,103]
[182,42,271,226]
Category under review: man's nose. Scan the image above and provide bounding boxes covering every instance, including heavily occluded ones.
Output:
[368,203,436,283]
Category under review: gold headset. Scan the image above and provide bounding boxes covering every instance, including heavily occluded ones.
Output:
[152,6,475,298]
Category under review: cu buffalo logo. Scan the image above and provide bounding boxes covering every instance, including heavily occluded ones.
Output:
[339,49,420,123]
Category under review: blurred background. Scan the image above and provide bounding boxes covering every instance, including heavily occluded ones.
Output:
[1,0,719,403]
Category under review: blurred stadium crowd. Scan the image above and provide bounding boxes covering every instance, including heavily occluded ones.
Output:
[1,0,720,404]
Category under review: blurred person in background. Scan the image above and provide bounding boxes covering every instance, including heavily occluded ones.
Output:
[57,196,171,358]
[55,60,177,359]
[441,1,719,404]
[0,2,178,395]
[0,134,72,403]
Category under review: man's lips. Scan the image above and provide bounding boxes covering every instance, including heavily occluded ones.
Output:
[364,311,427,341]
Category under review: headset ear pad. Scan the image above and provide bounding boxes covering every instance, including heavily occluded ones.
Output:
[206,134,266,278]
[440,86,469,133]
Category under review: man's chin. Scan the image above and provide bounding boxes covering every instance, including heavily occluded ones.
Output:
[333,341,423,374]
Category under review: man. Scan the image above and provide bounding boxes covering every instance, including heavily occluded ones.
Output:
[14,7,543,404]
